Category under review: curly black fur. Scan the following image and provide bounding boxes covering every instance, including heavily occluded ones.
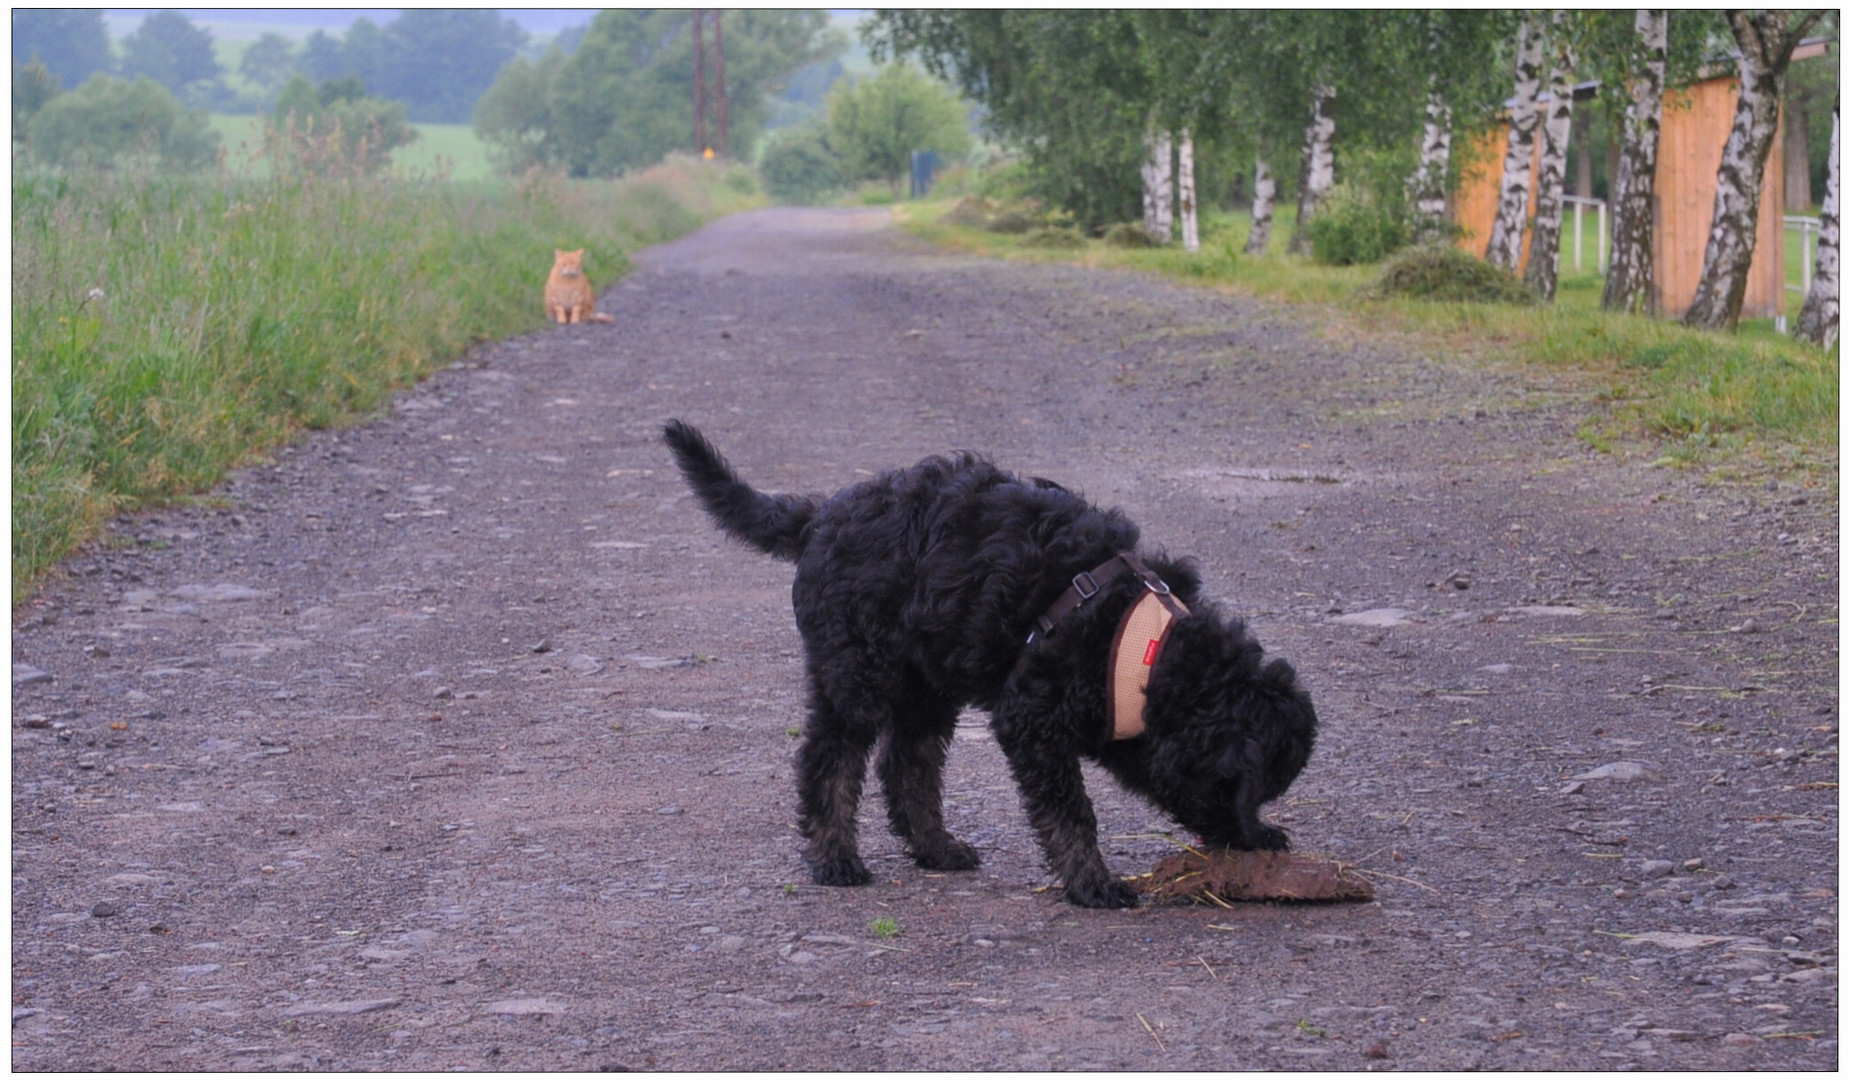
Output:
[663,420,1318,908]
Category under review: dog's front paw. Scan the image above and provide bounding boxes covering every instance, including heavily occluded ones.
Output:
[1064,875,1140,909]
[811,855,873,887]
[913,837,981,872]
[1249,824,1291,852]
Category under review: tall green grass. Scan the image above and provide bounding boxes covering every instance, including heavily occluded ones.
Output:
[902,201,1838,483]
[12,155,764,596]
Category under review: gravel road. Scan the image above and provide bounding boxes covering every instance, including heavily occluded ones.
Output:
[11,207,1838,1070]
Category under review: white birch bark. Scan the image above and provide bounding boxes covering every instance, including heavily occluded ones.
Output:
[1155,130,1174,243]
[1601,10,1667,315]
[1795,94,1838,350]
[1409,79,1454,244]
[1685,10,1820,331]
[1408,20,1454,245]
[1177,128,1199,253]
[1287,85,1335,256]
[1141,127,1161,240]
[1142,127,1174,243]
[1245,159,1275,255]
[1524,15,1576,301]
[1485,14,1545,270]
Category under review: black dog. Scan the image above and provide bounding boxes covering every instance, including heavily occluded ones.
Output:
[663,420,1316,908]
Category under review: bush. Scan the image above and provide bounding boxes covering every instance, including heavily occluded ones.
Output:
[27,74,220,171]
[984,201,1043,234]
[1021,225,1085,248]
[1363,243,1538,305]
[759,126,841,205]
[267,75,417,176]
[1306,182,1409,266]
[1101,222,1156,248]
[940,195,994,228]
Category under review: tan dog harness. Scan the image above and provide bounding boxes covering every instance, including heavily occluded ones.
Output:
[1027,552,1190,741]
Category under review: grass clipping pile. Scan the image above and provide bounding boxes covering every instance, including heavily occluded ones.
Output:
[1135,848,1376,906]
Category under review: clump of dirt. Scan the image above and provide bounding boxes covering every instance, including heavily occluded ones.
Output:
[1363,243,1538,305]
[1136,848,1376,904]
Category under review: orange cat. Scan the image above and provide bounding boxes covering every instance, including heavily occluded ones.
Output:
[544,248,614,324]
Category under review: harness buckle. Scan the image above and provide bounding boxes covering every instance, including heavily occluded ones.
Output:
[1070,570,1101,600]
[1144,576,1171,596]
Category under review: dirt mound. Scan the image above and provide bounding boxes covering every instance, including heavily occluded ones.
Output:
[1364,243,1538,305]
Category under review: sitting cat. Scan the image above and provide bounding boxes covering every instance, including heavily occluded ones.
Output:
[544,248,614,324]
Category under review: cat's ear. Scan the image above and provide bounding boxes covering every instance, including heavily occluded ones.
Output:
[572,248,584,257]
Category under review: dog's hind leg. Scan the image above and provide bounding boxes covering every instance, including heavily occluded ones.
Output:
[796,693,878,887]
[877,692,981,872]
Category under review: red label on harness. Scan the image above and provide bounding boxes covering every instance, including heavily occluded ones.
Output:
[1142,638,1161,666]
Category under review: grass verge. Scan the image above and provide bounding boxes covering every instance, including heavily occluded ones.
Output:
[899,200,1838,486]
[12,155,763,598]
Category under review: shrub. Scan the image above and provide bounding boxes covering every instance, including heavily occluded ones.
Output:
[1101,222,1156,248]
[1021,225,1085,248]
[266,75,417,176]
[985,202,1043,234]
[941,195,994,228]
[759,126,841,205]
[1307,182,1409,266]
[27,74,219,171]
[1363,243,1538,305]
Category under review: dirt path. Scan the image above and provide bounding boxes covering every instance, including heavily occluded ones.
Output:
[11,207,1838,1070]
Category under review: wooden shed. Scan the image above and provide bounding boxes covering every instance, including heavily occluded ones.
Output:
[1453,66,1801,320]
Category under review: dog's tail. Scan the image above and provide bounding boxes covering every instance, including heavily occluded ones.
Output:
[662,419,819,562]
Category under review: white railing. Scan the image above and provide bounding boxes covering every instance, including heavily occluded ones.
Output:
[1564,194,1607,274]
[1786,215,1823,295]
[1781,215,1823,336]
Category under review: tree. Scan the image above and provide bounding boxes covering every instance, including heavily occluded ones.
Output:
[760,124,842,204]
[471,51,560,174]
[827,63,972,196]
[267,74,415,176]
[479,10,841,177]
[340,18,388,91]
[296,31,346,84]
[119,10,220,95]
[371,10,527,124]
[28,73,219,171]
[1485,15,1546,270]
[1601,11,1669,315]
[868,10,1154,229]
[1245,160,1278,254]
[14,61,61,140]
[1524,13,1578,301]
[11,9,113,87]
[1794,91,1838,349]
[238,32,297,97]
[1684,10,1827,332]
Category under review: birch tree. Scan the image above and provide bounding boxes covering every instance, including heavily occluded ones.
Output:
[1794,91,1838,350]
[1485,15,1546,270]
[1600,10,1668,315]
[1524,13,1577,300]
[1408,67,1454,244]
[1287,85,1336,256]
[1246,160,1277,254]
[1141,127,1174,242]
[1177,128,1199,251]
[1683,9,1826,332]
